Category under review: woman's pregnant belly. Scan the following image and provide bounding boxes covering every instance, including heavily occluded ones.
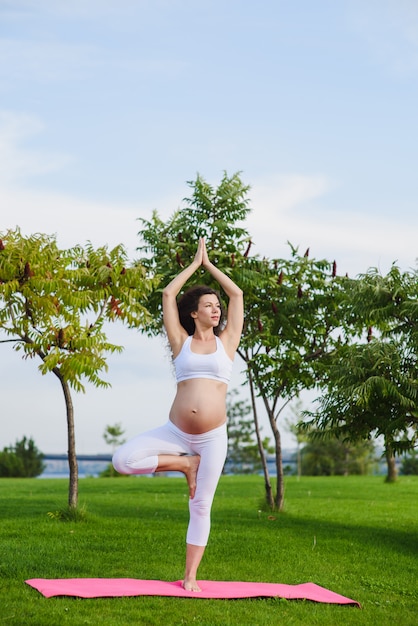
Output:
[169,378,228,434]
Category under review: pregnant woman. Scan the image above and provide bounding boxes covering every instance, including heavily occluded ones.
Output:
[112,237,244,591]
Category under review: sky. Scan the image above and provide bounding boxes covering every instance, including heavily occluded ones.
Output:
[0,0,417,455]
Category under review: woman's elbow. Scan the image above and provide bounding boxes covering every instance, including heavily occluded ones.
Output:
[162,286,175,300]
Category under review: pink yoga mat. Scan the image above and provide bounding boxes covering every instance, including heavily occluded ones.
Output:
[25,578,360,606]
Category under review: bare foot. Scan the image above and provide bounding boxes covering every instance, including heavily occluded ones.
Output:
[182,578,201,592]
[184,455,200,499]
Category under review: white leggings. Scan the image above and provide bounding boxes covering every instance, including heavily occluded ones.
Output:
[112,420,228,547]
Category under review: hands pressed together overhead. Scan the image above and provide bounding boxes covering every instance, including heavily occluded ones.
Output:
[193,237,210,268]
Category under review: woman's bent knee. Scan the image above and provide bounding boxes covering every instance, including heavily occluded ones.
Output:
[112,450,129,474]
[112,450,158,475]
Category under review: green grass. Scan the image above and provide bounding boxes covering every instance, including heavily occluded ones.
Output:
[0,475,417,625]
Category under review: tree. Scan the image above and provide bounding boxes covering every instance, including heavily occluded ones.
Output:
[137,172,350,510]
[303,265,418,482]
[300,435,375,476]
[103,422,126,477]
[225,389,272,474]
[14,435,46,477]
[0,436,45,477]
[304,339,417,482]
[238,247,349,508]
[0,448,23,477]
[0,229,153,507]
[103,422,126,453]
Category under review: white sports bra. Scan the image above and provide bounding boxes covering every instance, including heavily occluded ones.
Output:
[174,335,233,384]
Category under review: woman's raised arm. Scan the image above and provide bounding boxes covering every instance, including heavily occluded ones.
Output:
[162,237,243,357]
[162,238,204,354]
[201,240,244,355]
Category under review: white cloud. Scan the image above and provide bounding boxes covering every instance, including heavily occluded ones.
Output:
[247,173,417,276]
[0,111,70,184]
[0,185,143,256]
[249,174,331,215]
[0,110,147,254]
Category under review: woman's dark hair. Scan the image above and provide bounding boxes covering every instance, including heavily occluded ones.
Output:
[177,285,226,336]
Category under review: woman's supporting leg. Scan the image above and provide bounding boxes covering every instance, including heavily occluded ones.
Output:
[186,424,227,546]
[183,544,206,592]
[183,423,228,590]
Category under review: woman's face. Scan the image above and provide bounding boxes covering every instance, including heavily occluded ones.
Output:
[192,294,221,327]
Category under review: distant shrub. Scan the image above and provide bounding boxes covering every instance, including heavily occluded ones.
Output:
[400,451,418,475]
[301,437,375,476]
[0,436,45,478]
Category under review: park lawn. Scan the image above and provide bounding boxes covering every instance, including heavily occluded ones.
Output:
[0,475,417,626]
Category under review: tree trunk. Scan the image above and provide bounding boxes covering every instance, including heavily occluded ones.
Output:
[272,419,284,510]
[263,398,284,510]
[248,364,285,511]
[385,445,397,483]
[247,365,274,508]
[59,377,78,507]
